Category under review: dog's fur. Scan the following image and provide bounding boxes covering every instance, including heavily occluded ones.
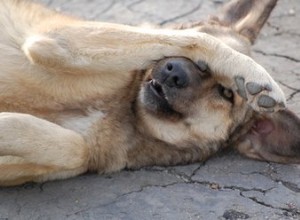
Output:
[0,0,299,186]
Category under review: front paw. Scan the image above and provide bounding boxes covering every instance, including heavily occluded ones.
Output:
[234,75,286,112]
[195,48,286,113]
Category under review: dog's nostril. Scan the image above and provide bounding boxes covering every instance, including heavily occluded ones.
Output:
[167,63,173,71]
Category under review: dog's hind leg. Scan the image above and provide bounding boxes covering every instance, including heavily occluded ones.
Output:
[0,113,88,186]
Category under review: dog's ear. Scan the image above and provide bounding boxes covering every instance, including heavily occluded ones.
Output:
[216,0,278,44]
[234,109,300,164]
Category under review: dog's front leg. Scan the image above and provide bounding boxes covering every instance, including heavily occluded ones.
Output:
[23,23,285,112]
[0,113,88,186]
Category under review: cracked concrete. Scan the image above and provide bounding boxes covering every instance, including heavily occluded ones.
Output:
[0,0,300,219]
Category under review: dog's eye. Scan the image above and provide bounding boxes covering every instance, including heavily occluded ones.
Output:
[218,85,234,103]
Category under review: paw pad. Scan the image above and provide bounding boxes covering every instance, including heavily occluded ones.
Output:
[234,76,285,112]
[235,77,248,100]
[257,95,276,108]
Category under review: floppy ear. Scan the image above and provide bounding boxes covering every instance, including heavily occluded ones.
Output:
[217,0,278,44]
[234,109,300,164]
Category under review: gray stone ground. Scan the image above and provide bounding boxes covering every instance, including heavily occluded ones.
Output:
[1,0,300,219]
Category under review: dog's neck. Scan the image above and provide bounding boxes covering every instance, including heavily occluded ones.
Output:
[86,96,221,173]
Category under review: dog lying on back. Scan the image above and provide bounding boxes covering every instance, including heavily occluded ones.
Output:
[0,0,299,186]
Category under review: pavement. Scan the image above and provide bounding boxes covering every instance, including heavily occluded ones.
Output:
[0,0,299,219]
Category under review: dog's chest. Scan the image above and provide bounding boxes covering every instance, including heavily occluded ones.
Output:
[58,110,106,135]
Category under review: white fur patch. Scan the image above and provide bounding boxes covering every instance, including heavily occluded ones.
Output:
[61,111,105,135]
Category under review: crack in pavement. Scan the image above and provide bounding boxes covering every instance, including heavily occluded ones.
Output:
[11,162,298,218]
[66,175,276,218]
[169,164,300,216]
[65,165,203,217]
[67,181,183,217]
[278,81,300,92]
[277,81,300,101]
[236,166,300,216]
[24,163,299,218]
[254,49,300,63]
[167,163,300,195]
[127,0,146,11]
[90,0,117,20]
[166,169,300,217]
[287,90,299,101]
[159,1,203,26]
[241,192,300,218]
[223,185,273,194]
[239,165,300,194]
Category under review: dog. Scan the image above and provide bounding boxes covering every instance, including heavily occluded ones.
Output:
[0,0,299,186]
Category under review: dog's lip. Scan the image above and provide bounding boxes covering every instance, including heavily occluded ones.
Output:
[148,79,168,101]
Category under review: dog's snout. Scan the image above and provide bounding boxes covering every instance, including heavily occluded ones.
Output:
[162,60,189,88]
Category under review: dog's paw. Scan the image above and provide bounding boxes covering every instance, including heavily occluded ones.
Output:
[234,75,286,112]
[195,46,286,112]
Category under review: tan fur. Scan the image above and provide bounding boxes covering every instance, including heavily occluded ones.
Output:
[0,0,294,186]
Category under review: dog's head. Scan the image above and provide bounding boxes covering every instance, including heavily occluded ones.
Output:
[138,0,300,164]
[139,57,249,152]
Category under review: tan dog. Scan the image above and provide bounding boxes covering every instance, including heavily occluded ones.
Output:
[0,0,298,186]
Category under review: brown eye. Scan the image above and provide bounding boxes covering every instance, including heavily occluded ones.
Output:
[218,85,234,103]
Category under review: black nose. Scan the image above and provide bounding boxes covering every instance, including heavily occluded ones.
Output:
[161,60,189,88]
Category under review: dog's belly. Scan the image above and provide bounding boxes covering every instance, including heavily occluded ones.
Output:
[58,110,106,136]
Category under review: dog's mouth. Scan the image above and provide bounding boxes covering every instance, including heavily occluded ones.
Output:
[148,79,168,102]
[141,77,179,116]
